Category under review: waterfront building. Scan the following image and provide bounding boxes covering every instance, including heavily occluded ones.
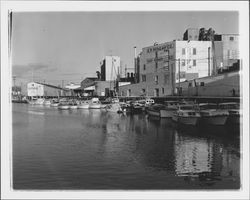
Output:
[214,34,239,72]
[80,77,130,97]
[119,40,212,97]
[178,71,240,97]
[27,82,69,97]
[65,82,81,90]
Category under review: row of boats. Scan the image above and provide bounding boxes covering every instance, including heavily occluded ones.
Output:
[27,97,241,126]
[147,101,241,126]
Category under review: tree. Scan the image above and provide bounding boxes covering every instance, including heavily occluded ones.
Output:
[96,71,101,80]
[206,28,215,41]
[199,28,207,41]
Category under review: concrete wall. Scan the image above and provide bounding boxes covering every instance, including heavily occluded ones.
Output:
[95,81,115,96]
[119,81,173,97]
[180,71,240,97]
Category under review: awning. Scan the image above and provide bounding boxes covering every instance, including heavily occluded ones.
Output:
[84,85,95,91]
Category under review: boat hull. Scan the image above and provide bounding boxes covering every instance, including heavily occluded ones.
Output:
[89,104,101,109]
[172,115,199,126]
[201,115,228,125]
[160,109,175,118]
[58,106,69,110]
[147,109,160,117]
[227,115,241,125]
[50,103,59,107]
[78,104,89,109]
[69,106,78,109]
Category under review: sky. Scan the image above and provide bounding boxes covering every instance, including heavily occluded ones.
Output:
[11,11,239,87]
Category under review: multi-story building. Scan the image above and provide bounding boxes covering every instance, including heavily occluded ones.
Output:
[119,40,212,97]
[214,34,239,72]
[100,56,121,81]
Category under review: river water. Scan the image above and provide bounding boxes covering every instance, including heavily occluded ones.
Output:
[12,103,241,190]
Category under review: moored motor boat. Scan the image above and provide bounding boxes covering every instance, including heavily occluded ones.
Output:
[44,99,51,106]
[218,102,241,125]
[89,98,101,109]
[58,101,70,110]
[147,101,182,118]
[147,104,162,117]
[77,100,90,109]
[28,98,45,105]
[172,104,200,126]
[50,99,60,107]
[198,103,229,125]
[131,102,144,113]
[68,100,78,109]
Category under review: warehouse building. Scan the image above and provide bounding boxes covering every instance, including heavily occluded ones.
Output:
[27,82,70,97]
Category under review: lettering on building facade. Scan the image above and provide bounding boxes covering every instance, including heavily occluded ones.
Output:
[146,43,174,53]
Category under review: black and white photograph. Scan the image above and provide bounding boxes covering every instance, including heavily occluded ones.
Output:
[1,1,249,199]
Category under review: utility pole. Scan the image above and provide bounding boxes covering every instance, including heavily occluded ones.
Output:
[134,46,137,83]
[178,58,181,96]
[211,38,216,75]
[125,64,127,78]
[32,68,34,82]
[13,76,16,87]
[208,47,211,76]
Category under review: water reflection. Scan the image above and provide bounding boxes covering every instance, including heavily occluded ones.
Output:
[12,104,240,189]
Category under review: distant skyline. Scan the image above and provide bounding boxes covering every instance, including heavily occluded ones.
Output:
[12,11,239,87]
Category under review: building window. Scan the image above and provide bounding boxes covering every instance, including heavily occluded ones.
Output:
[193,48,196,55]
[193,60,196,66]
[141,75,146,82]
[143,64,146,70]
[154,88,159,97]
[230,36,234,41]
[142,89,146,94]
[127,89,131,97]
[155,75,159,84]
[164,62,169,71]
[200,82,205,86]
[182,60,185,66]
[162,87,165,94]
[164,74,170,85]
[182,48,185,55]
